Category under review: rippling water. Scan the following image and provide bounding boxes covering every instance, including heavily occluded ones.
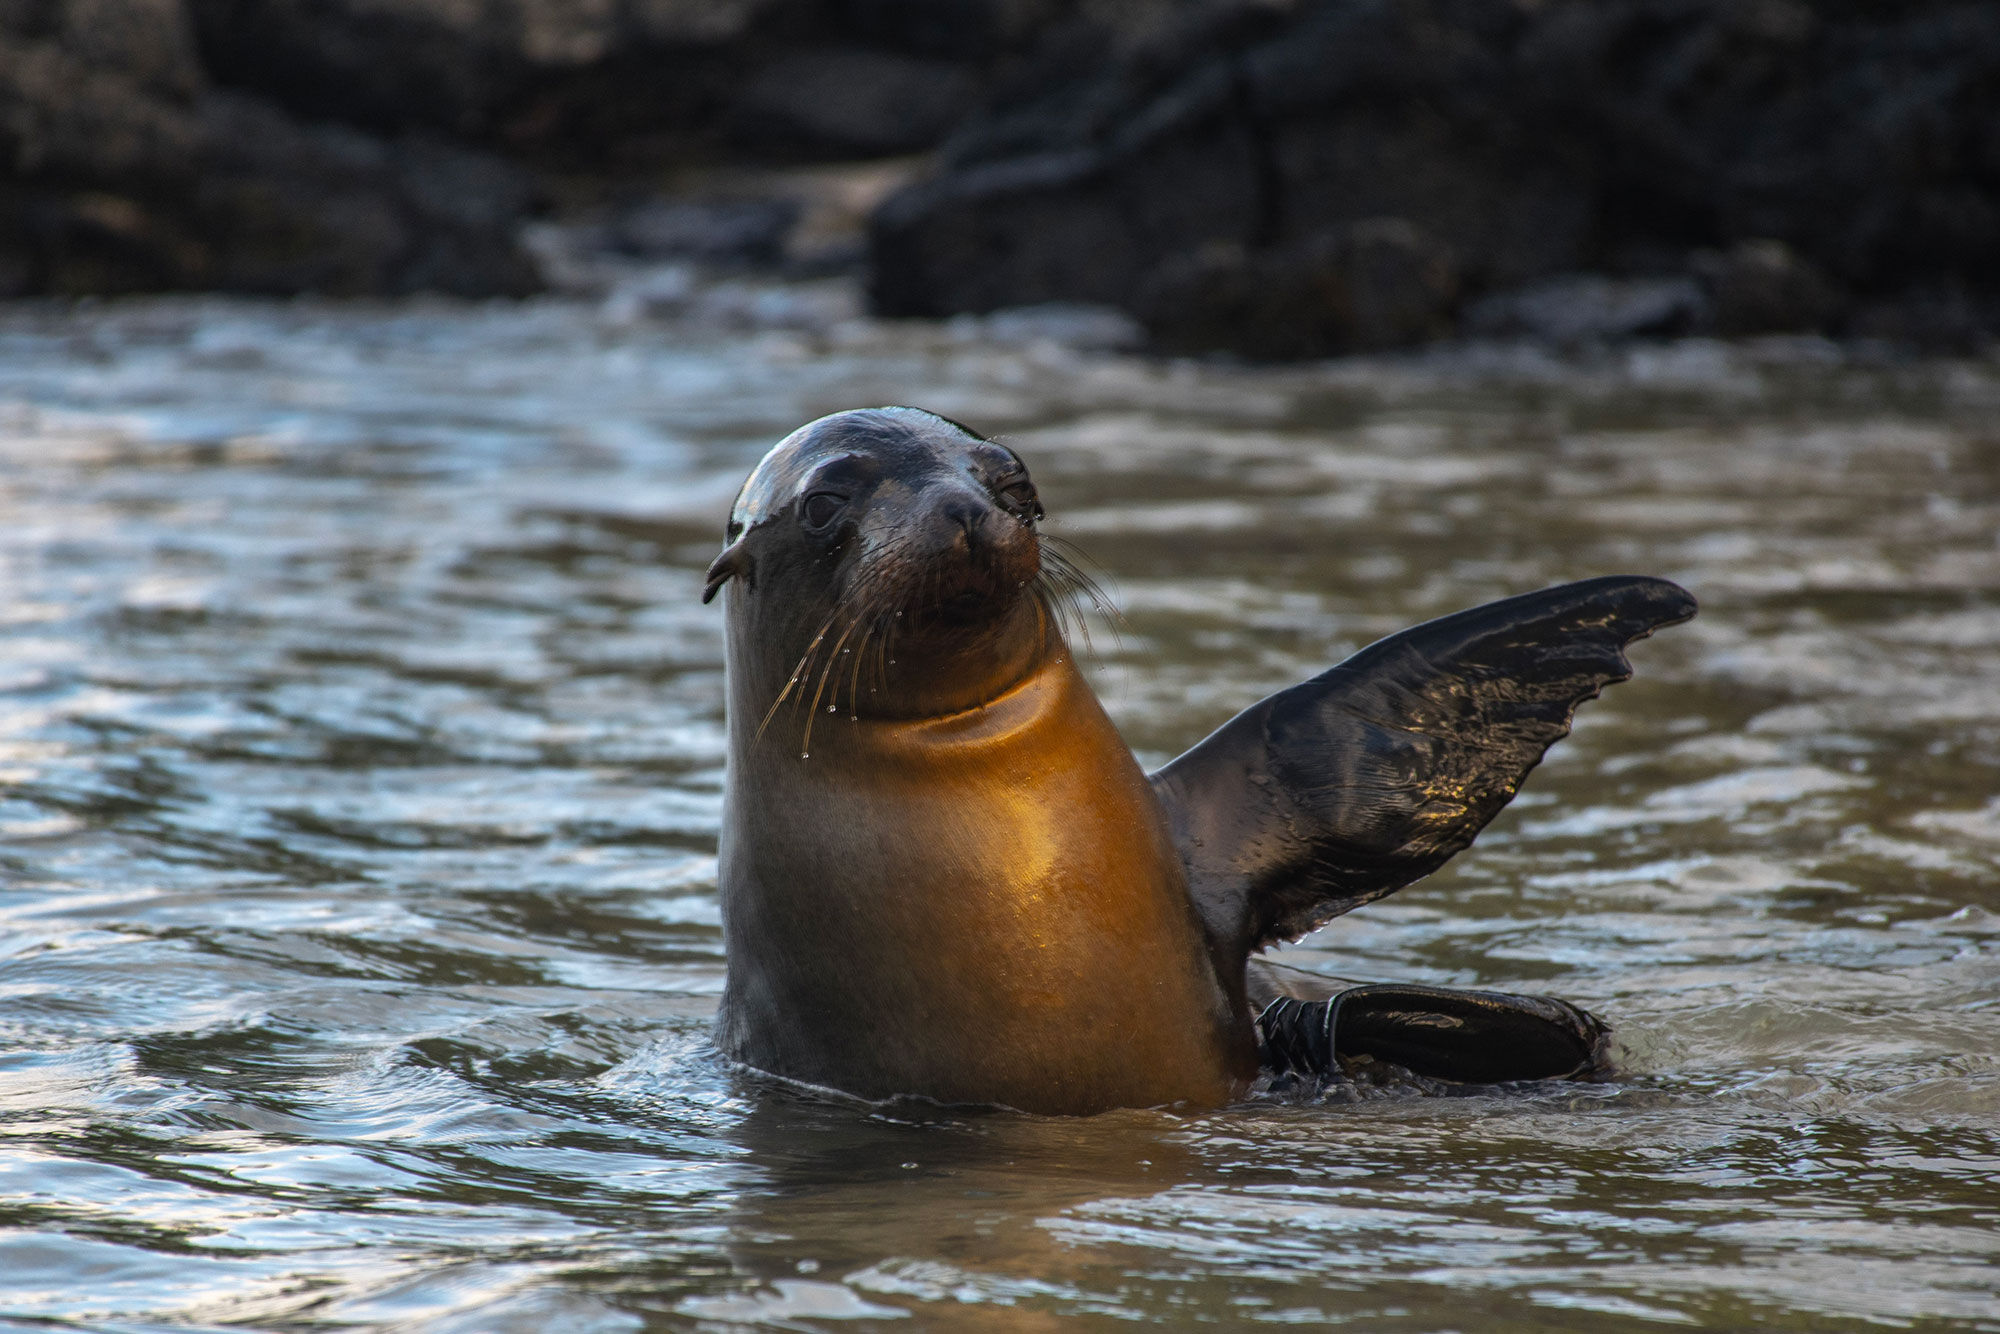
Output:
[1,280,1996,1331]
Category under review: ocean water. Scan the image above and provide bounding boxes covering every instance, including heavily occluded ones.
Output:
[0,279,1996,1331]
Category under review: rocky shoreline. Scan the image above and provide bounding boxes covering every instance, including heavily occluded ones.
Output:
[874,0,2000,354]
[5,0,1996,355]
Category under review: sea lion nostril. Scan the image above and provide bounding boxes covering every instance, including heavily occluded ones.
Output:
[941,496,981,536]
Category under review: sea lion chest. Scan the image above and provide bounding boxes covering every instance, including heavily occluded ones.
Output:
[715,661,1252,1113]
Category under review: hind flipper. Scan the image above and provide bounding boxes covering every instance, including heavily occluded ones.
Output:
[1257,981,1611,1084]
[1152,576,1696,960]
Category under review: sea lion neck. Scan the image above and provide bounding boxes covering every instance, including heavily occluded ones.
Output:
[758,643,1089,778]
[853,593,1055,721]
[722,591,1062,758]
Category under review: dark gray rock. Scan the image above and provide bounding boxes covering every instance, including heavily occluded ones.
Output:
[832,0,1064,61]
[1692,240,1841,336]
[2,0,1272,297]
[1137,218,1458,357]
[869,0,2000,351]
[871,0,1576,322]
[181,0,786,140]
[0,0,540,296]
[726,46,981,157]
[196,95,541,295]
[171,0,1173,166]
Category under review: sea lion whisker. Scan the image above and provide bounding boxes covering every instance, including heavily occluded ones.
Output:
[791,596,863,727]
[757,610,838,742]
[1063,586,1098,660]
[1034,564,1094,658]
[832,567,897,709]
[1042,537,1122,622]
[800,611,866,755]
[1039,540,1124,658]
[847,615,873,719]
[873,603,895,693]
[1029,577,1079,657]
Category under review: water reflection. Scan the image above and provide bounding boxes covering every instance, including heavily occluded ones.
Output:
[0,284,1996,1328]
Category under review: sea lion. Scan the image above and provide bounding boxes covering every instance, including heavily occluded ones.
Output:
[703,406,1695,1114]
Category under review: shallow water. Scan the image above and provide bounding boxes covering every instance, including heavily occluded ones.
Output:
[0,280,1996,1331]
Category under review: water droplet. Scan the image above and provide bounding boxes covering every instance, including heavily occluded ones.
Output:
[800,751,811,760]
[825,704,837,713]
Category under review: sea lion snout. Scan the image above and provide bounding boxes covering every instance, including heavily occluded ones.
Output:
[854,477,1040,625]
[934,489,992,549]
[708,406,1041,614]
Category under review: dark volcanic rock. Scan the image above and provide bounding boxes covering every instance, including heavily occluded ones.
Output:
[182,0,785,141]
[173,0,1164,167]
[0,0,539,296]
[3,0,1260,297]
[726,46,982,157]
[1138,218,1457,356]
[195,97,540,295]
[1692,240,1842,337]
[870,0,2000,353]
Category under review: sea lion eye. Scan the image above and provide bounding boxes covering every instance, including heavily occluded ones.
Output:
[800,490,848,532]
[997,480,1042,523]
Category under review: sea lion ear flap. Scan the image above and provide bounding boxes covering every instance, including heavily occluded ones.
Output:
[702,540,750,604]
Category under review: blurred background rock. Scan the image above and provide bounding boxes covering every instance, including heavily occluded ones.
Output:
[4,0,1995,353]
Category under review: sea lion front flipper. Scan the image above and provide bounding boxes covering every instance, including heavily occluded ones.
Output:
[1151,575,1697,958]
[1258,985,1612,1083]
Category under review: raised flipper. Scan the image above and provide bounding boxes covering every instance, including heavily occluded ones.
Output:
[1151,576,1696,962]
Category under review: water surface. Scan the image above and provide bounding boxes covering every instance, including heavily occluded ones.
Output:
[1,282,1996,1330]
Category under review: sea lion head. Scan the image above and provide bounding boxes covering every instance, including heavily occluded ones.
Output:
[705,407,1067,724]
